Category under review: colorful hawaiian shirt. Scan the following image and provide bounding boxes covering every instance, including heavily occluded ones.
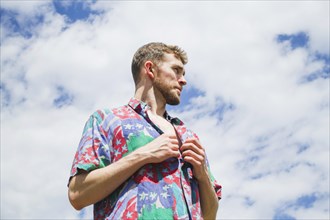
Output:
[69,98,221,220]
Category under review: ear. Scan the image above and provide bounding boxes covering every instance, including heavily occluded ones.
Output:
[144,61,155,79]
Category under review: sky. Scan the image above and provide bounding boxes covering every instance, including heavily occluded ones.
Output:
[0,0,329,219]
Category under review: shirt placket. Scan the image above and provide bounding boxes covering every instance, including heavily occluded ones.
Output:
[174,125,193,220]
[148,112,193,219]
[131,102,194,219]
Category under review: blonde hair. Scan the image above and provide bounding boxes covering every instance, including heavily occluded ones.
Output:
[131,42,188,84]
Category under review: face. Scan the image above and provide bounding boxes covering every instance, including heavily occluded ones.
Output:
[153,53,187,105]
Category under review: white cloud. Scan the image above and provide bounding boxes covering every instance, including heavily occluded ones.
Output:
[1,1,329,219]
[0,0,51,16]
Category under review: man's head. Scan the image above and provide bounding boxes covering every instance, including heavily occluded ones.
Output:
[131,42,188,85]
[131,42,188,105]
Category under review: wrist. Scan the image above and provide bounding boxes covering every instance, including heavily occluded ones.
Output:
[195,166,210,183]
[127,148,152,166]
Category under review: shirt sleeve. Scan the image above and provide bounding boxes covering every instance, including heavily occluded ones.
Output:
[205,157,222,200]
[69,111,112,179]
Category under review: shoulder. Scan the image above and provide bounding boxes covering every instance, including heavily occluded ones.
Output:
[90,104,128,119]
[89,104,133,127]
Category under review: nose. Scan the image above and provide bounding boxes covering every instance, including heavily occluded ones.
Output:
[178,75,187,86]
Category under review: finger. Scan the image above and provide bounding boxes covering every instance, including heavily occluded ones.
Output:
[182,149,204,163]
[181,143,205,157]
[163,133,178,139]
[182,155,202,166]
[172,152,181,158]
[165,140,179,148]
[184,138,203,149]
[160,135,178,144]
[161,133,177,140]
[169,138,179,143]
[171,143,180,151]
[169,136,179,144]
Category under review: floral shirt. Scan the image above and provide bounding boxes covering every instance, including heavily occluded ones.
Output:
[69,98,221,220]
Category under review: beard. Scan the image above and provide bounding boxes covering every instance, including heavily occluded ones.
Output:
[153,77,181,105]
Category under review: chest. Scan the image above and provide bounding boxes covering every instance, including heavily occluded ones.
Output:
[151,116,176,135]
[110,110,195,160]
[148,114,183,145]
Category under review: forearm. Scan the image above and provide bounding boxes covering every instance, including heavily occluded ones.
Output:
[198,174,219,219]
[68,151,148,210]
[180,138,219,219]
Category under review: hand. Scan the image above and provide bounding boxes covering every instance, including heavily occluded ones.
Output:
[181,138,209,181]
[134,134,180,164]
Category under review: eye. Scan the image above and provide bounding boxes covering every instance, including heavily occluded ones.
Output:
[173,67,180,74]
[173,66,185,76]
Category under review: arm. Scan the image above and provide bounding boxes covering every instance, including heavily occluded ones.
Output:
[195,166,219,219]
[68,134,180,210]
[181,139,219,219]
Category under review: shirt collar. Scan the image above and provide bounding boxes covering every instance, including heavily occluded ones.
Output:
[128,98,184,126]
[163,111,184,126]
[128,97,150,118]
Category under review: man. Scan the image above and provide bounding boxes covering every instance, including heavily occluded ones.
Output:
[68,42,222,219]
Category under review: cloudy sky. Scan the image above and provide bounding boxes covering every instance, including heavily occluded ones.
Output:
[1,0,329,219]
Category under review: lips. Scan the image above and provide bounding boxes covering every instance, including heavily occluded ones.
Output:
[175,86,182,92]
[175,87,182,94]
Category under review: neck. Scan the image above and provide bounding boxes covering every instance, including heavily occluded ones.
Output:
[134,85,166,117]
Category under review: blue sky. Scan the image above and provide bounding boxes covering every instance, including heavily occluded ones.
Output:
[1,1,329,219]
[53,0,100,22]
